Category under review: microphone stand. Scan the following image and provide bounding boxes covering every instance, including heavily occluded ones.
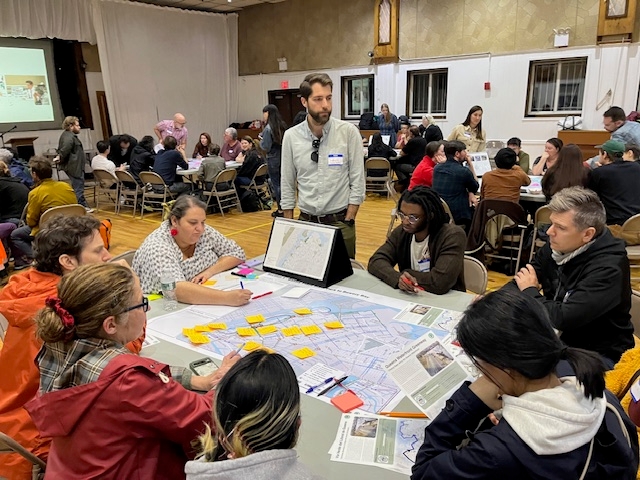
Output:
[0,125,17,148]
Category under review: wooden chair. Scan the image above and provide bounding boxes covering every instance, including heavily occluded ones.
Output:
[365,157,391,198]
[620,214,640,281]
[350,259,366,270]
[91,169,120,212]
[39,204,86,227]
[463,255,488,295]
[528,205,552,262]
[139,171,175,218]
[239,163,271,210]
[115,170,140,217]
[111,249,136,267]
[0,431,46,479]
[202,169,242,217]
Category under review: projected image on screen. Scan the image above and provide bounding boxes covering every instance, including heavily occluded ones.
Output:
[0,47,55,123]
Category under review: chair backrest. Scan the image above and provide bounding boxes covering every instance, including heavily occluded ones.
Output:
[350,259,366,270]
[19,202,29,226]
[0,431,47,472]
[139,171,166,186]
[115,169,138,185]
[386,179,401,204]
[463,255,488,295]
[365,157,391,173]
[214,168,237,188]
[534,205,552,227]
[110,249,136,267]
[0,312,7,340]
[622,213,640,233]
[39,204,86,227]
[92,169,118,186]
[440,198,454,224]
[252,163,269,181]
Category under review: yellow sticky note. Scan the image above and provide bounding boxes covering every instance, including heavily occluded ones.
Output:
[203,279,218,286]
[293,308,313,315]
[281,326,303,337]
[301,325,323,336]
[194,325,213,332]
[324,321,344,329]
[243,341,262,351]
[237,327,257,337]
[182,328,196,336]
[292,347,316,359]
[246,314,266,324]
[147,294,163,301]
[257,325,278,335]
[187,333,210,344]
[208,323,227,330]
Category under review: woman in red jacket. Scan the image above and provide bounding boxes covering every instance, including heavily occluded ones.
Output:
[409,141,445,190]
[26,263,239,480]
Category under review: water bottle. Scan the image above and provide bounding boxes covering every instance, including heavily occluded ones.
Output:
[160,270,178,311]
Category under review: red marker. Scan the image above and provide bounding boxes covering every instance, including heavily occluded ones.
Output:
[252,291,273,300]
[402,276,424,291]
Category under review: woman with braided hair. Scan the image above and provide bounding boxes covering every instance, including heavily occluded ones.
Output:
[412,288,638,479]
[368,186,466,294]
[186,350,321,479]
[26,263,239,480]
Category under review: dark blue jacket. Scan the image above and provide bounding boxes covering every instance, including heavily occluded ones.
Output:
[432,157,479,223]
[411,382,638,480]
[153,149,187,186]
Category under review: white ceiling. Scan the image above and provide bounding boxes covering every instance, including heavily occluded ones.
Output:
[130,0,286,13]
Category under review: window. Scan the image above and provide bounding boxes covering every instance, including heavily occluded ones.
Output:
[526,57,587,116]
[407,69,448,118]
[341,75,374,120]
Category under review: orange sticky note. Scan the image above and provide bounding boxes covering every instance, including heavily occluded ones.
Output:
[187,333,210,344]
[331,390,363,412]
[194,325,213,332]
[243,341,262,351]
[281,326,303,337]
[257,325,278,335]
[246,314,266,324]
[203,279,217,286]
[237,327,257,337]
[182,328,196,336]
[292,347,316,359]
[300,325,322,336]
[208,323,227,330]
[324,321,344,329]
[294,308,313,315]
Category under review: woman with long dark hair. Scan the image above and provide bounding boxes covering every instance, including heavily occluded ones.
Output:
[411,288,638,480]
[192,133,213,159]
[532,137,563,175]
[447,105,486,153]
[260,104,288,217]
[541,143,588,200]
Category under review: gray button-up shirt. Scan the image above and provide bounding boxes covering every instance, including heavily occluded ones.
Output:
[281,116,365,215]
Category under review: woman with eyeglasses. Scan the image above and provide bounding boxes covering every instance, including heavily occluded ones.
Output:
[368,186,466,294]
[26,263,240,480]
[411,288,638,480]
[186,350,320,480]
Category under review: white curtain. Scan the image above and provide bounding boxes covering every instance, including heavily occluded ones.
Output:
[92,0,238,150]
[0,0,96,43]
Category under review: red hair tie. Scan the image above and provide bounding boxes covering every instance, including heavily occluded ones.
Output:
[45,296,76,339]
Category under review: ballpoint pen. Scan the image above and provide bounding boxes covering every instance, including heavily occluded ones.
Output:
[317,375,349,397]
[305,377,333,394]
[378,412,428,418]
[252,291,273,300]
[235,342,246,354]
[240,281,245,289]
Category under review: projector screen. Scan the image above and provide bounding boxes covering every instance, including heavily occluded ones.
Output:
[0,38,64,132]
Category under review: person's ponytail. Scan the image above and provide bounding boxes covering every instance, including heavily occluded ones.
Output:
[562,347,606,400]
[35,307,70,343]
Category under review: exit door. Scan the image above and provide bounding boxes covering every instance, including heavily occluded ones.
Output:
[268,89,306,127]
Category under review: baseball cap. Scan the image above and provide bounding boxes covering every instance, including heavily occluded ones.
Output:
[595,139,626,156]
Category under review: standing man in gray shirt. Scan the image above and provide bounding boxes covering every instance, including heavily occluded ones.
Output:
[281,73,365,259]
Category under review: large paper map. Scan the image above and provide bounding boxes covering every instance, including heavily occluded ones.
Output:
[149,283,443,413]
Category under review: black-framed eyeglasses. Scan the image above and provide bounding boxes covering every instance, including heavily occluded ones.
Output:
[397,211,422,225]
[311,139,320,163]
[123,297,149,313]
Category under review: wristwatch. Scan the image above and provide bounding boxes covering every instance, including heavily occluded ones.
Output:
[344,219,355,226]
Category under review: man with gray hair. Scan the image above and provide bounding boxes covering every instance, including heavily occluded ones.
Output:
[506,186,633,367]
[221,127,242,162]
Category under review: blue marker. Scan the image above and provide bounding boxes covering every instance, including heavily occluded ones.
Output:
[306,377,334,394]
[240,281,245,289]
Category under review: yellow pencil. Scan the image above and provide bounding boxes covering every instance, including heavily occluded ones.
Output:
[378,412,428,418]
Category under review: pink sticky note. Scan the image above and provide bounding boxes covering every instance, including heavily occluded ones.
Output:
[237,268,254,276]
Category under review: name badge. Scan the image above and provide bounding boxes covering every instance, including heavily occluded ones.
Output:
[328,154,344,166]
[418,257,431,272]
[464,132,472,138]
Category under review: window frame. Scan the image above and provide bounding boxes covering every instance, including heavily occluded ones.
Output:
[406,68,448,120]
[341,74,375,120]
[525,57,588,117]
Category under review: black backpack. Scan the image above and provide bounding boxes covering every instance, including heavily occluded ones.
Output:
[240,190,262,212]
[359,113,378,130]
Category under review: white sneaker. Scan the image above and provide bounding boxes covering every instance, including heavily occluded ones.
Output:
[85,207,95,213]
